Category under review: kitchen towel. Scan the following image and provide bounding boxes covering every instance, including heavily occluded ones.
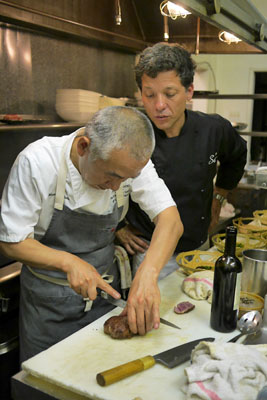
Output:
[183,341,267,400]
[182,271,214,303]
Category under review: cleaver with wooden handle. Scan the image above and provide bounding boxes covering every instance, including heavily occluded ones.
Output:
[96,337,215,386]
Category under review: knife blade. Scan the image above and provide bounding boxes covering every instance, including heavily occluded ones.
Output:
[100,291,181,330]
[96,337,215,386]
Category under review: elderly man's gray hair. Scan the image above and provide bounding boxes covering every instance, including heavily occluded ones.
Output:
[85,106,155,161]
[135,42,196,90]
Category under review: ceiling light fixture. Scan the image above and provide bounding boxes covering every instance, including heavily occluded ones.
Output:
[115,0,122,25]
[219,31,242,45]
[160,0,191,20]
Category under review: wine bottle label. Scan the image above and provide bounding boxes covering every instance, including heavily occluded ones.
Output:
[233,272,242,310]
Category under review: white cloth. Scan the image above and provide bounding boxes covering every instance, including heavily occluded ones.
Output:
[0,128,175,242]
[183,341,267,400]
[182,271,214,303]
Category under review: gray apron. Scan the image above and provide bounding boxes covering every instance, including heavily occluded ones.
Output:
[19,135,124,363]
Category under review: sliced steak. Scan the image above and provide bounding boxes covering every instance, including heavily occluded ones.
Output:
[174,301,195,314]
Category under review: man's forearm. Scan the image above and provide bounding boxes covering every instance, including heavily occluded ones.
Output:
[139,206,183,277]
[0,238,74,272]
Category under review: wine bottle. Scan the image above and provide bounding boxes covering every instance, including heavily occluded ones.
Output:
[210,226,242,332]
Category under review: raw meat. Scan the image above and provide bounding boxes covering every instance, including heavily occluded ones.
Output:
[174,301,195,314]
[104,315,134,339]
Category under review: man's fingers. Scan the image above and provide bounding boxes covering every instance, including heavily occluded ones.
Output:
[99,280,121,300]
[127,304,138,334]
[124,243,135,255]
[152,303,160,330]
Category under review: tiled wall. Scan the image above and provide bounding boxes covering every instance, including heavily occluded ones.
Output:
[0,23,137,120]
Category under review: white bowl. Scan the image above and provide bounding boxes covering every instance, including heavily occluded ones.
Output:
[56,104,99,113]
[56,99,99,106]
[55,107,95,123]
[56,89,102,100]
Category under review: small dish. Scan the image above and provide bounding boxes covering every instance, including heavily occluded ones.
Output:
[239,291,264,319]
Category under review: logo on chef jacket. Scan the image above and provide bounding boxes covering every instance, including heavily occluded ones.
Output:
[208,152,218,165]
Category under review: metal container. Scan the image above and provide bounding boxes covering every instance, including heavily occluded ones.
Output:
[242,249,267,297]
[255,166,267,189]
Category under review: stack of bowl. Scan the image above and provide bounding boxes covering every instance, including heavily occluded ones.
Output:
[55,89,102,123]
[56,89,128,123]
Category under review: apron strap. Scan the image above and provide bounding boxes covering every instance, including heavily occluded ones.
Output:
[116,185,129,222]
[114,245,132,299]
[27,266,69,286]
[54,138,71,211]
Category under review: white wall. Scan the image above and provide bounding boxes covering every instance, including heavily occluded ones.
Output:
[189,1,267,167]
[192,53,267,125]
[250,0,267,18]
[191,52,267,166]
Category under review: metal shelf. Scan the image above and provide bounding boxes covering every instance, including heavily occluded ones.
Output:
[240,131,267,137]
[193,94,267,99]
[0,122,82,132]
[0,262,22,284]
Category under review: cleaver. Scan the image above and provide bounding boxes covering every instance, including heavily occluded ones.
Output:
[96,337,215,386]
[100,291,181,330]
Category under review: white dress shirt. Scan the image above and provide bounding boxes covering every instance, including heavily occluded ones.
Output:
[0,128,175,243]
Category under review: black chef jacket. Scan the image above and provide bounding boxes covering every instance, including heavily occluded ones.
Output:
[126,109,247,253]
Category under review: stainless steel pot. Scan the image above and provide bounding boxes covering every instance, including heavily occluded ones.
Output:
[242,249,267,297]
[255,166,267,189]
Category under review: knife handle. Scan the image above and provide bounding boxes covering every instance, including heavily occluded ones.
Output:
[96,355,155,386]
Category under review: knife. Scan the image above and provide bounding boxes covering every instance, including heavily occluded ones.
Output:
[96,337,215,386]
[100,291,181,330]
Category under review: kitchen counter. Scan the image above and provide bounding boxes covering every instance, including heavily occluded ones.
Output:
[12,270,240,400]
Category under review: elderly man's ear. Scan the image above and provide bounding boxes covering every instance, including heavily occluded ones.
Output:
[77,136,91,156]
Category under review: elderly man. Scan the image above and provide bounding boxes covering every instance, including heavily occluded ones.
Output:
[116,42,247,278]
[0,106,183,362]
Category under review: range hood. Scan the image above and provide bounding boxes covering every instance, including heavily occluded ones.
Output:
[176,0,267,53]
[0,0,266,54]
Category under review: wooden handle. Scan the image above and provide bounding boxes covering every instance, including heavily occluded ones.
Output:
[96,355,155,386]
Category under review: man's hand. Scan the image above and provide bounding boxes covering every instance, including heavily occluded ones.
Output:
[121,265,161,336]
[115,224,149,255]
[0,238,121,302]
[119,206,183,335]
[209,187,229,234]
[63,254,121,301]
[208,198,221,234]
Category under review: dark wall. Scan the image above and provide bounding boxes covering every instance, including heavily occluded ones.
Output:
[0,126,80,197]
[0,22,137,196]
[0,23,137,119]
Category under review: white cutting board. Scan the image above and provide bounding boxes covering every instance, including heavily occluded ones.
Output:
[22,270,239,400]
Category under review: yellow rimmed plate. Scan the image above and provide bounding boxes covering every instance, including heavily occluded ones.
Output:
[176,250,222,275]
[233,217,267,236]
[211,232,266,256]
[253,210,267,226]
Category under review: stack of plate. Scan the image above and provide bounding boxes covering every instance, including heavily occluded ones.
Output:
[55,89,102,123]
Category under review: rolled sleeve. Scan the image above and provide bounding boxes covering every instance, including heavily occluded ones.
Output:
[0,154,42,243]
[130,160,176,221]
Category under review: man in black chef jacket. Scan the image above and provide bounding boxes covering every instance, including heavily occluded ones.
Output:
[116,42,247,278]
